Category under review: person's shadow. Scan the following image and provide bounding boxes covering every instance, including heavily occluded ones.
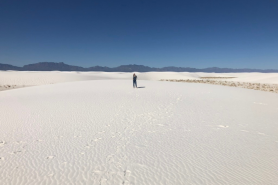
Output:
[137,86,145,88]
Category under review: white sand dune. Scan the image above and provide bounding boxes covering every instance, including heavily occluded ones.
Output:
[1,71,278,86]
[1,77,278,184]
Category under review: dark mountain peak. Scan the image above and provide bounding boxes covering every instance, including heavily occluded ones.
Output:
[22,62,85,71]
[115,64,155,72]
[1,62,278,73]
[118,64,149,68]
[0,63,21,70]
[87,65,112,72]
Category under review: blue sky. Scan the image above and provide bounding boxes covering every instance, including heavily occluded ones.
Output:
[0,0,278,69]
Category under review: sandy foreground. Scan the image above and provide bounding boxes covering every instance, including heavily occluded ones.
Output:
[0,71,278,184]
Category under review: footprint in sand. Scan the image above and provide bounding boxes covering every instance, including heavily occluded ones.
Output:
[12,151,22,154]
[156,124,164,126]
[46,156,55,159]
[84,145,91,149]
[0,141,6,146]
[241,130,249,133]
[93,138,102,142]
[106,155,114,163]
[93,165,106,174]
[124,170,131,177]
[15,141,25,144]
[218,125,229,128]
[253,102,267,105]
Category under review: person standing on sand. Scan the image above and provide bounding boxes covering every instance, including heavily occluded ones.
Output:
[133,73,137,88]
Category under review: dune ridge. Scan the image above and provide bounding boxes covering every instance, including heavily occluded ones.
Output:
[1,71,278,87]
[162,79,278,93]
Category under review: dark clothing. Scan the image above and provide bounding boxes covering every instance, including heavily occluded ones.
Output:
[133,81,137,88]
[133,75,137,88]
[133,76,137,81]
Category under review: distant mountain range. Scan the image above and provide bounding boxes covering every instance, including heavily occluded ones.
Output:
[1,62,278,73]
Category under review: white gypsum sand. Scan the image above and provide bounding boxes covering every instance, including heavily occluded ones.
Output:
[2,71,278,86]
[0,76,278,184]
[0,85,29,92]
[2,71,278,94]
[162,79,278,93]
[2,71,278,95]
